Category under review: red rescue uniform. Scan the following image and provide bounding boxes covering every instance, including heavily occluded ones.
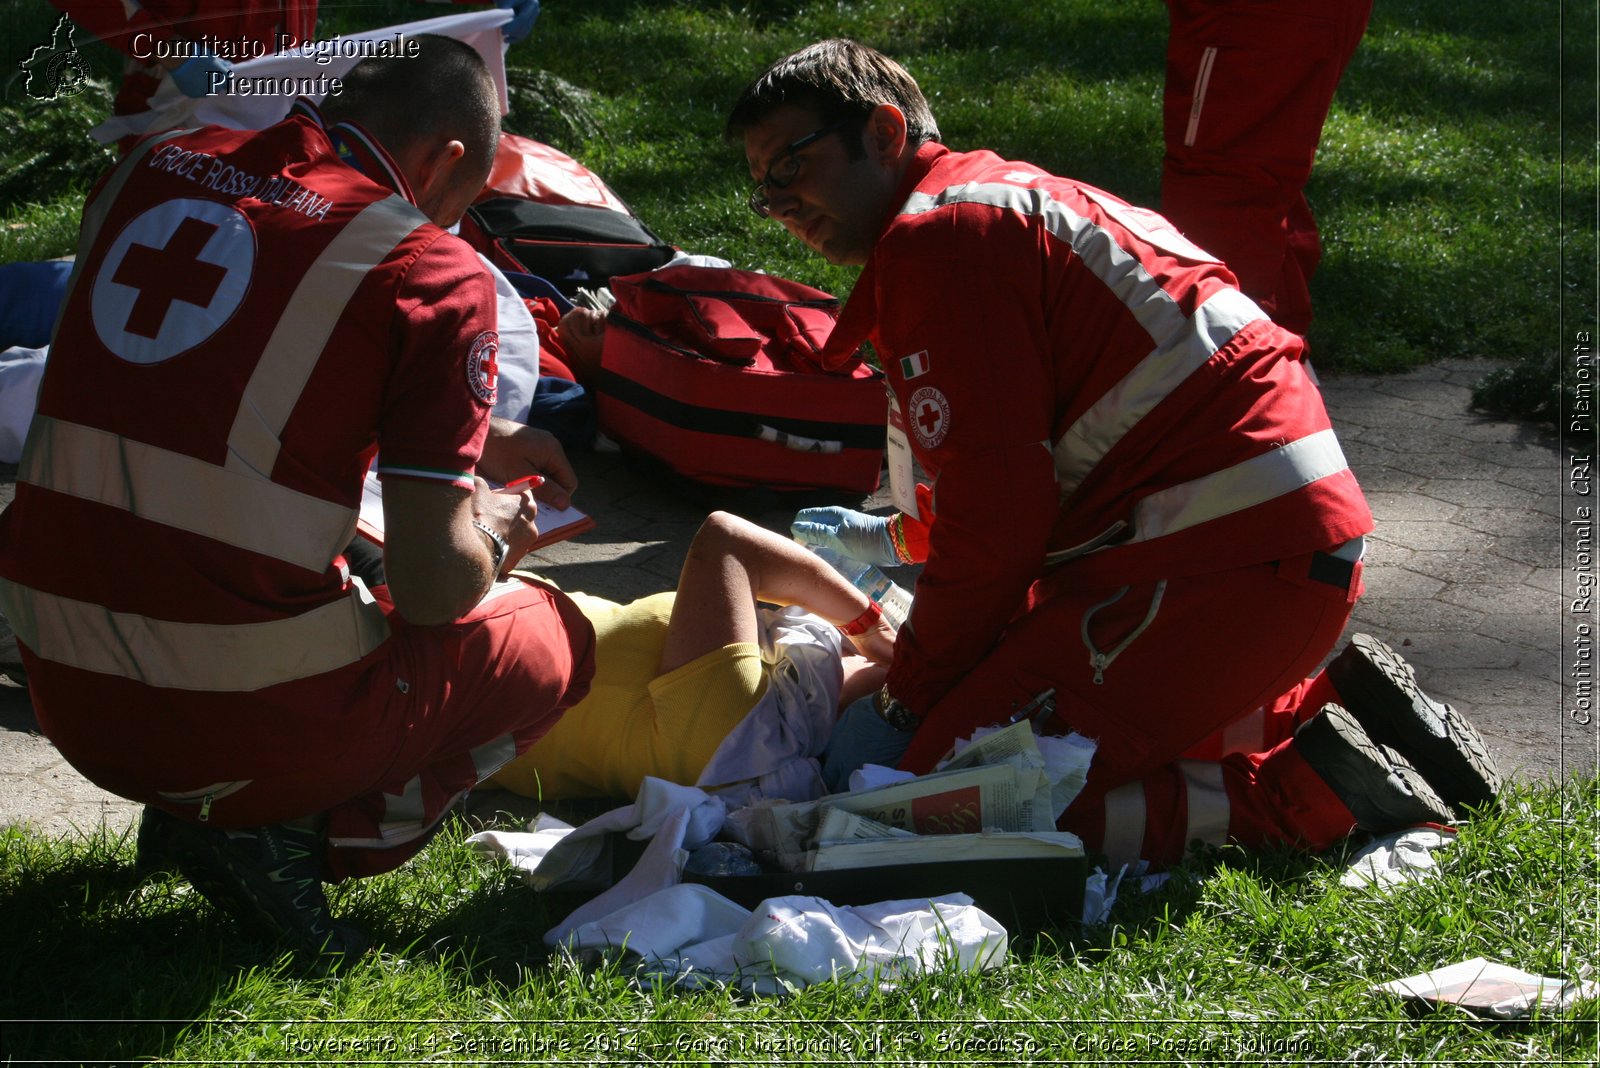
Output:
[825,141,1375,864]
[0,104,593,879]
[1160,0,1373,335]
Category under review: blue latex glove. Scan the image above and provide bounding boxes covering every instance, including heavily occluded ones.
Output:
[821,693,915,793]
[496,0,542,43]
[791,506,899,567]
[169,51,233,97]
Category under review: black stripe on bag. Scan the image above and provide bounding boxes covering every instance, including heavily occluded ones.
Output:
[597,370,886,451]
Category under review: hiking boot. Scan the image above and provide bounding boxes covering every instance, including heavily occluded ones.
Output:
[1296,704,1454,834]
[1324,633,1502,814]
[135,806,365,961]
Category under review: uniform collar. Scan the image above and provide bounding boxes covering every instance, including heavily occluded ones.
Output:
[818,140,952,368]
[290,97,418,205]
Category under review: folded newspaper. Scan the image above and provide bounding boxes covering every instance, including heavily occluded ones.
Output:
[724,721,1083,872]
[1373,957,1599,1018]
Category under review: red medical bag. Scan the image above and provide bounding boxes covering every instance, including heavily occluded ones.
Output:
[598,266,885,493]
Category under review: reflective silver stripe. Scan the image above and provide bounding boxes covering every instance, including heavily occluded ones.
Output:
[898,182,1265,502]
[1053,287,1260,496]
[327,782,469,851]
[55,129,198,341]
[1185,47,1218,147]
[1130,428,1351,543]
[0,578,389,692]
[1329,535,1367,562]
[225,194,428,477]
[1100,780,1147,866]
[24,415,358,572]
[470,734,518,781]
[1179,760,1230,848]
[1220,706,1267,757]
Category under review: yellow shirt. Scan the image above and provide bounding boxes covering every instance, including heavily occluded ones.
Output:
[488,591,767,800]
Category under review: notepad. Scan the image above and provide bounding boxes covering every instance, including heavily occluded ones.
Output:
[355,467,594,551]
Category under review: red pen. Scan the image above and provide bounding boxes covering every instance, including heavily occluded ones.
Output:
[503,474,546,490]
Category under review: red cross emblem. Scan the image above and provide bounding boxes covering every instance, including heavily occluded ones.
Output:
[111,217,229,339]
[91,198,253,365]
[908,385,951,449]
[466,330,500,405]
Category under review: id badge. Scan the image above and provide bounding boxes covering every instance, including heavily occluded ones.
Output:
[885,387,919,516]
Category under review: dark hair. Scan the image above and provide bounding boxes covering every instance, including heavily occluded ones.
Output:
[724,38,940,152]
[319,35,499,175]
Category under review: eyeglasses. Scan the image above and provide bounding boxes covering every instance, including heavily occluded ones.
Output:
[747,118,854,218]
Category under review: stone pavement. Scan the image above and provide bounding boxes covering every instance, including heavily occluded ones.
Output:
[0,357,1591,842]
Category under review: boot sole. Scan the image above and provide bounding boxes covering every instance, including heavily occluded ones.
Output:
[1299,704,1455,832]
[1326,634,1502,814]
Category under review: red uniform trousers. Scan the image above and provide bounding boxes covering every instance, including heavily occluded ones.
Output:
[1160,0,1372,335]
[900,549,1362,866]
[26,577,595,882]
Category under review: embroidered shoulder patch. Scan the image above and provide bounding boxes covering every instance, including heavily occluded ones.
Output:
[465,330,499,405]
[908,385,951,449]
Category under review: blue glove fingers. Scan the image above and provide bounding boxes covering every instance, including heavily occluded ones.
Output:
[496,0,542,43]
[170,52,232,98]
[820,694,915,793]
[791,507,897,566]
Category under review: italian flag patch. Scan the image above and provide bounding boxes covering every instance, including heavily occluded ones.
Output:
[899,350,931,380]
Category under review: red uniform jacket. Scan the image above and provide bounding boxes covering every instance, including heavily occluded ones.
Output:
[824,142,1373,717]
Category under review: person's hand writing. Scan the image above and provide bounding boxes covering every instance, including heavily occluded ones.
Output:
[471,477,539,577]
[479,418,577,509]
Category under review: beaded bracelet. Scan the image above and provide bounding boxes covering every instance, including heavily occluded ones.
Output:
[838,600,883,635]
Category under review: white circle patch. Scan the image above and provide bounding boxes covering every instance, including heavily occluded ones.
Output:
[909,386,951,449]
[466,330,500,405]
[91,198,254,365]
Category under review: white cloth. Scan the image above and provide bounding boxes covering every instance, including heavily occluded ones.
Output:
[482,255,540,424]
[467,778,725,892]
[559,888,1008,996]
[92,11,513,144]
[1340,826,1458,889]
[696,606,843,807]
[0,347,47,465]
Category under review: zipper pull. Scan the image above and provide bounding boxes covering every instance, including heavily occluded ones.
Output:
[198,792,214,823]
[1091,653,1109,686]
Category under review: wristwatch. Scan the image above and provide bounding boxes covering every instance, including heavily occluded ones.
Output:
[471,519,510,575]
[874,685,919,732]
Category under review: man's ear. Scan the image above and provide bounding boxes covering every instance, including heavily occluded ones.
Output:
[864,103,909,164]
[411,138,468,201]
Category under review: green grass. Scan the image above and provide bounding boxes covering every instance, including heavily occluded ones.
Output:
[1,777,1595,1063]
[2,0,1593,383]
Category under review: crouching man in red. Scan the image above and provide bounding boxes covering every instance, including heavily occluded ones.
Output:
[0,38,594,959]
[727,39,1500,868]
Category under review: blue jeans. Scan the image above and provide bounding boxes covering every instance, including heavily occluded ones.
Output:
[820,694,914,793]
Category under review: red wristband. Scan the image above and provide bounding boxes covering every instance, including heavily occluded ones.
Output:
[839,600,882,636]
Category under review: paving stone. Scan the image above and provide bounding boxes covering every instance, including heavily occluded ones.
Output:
[1384,451,1495,480]
[1438,582,1555,616]
[1373,520,1497,552]
[1400,548,1529,586]
[1492,536,1560,568]
[1365,490,1459,522]
[1461,440,1561,468]
[1361,536,1415,567]
[1453,507,1559,539]
[1347,596,1486,635]
[1362,565,1447,598]
[1417,478,1542,511]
